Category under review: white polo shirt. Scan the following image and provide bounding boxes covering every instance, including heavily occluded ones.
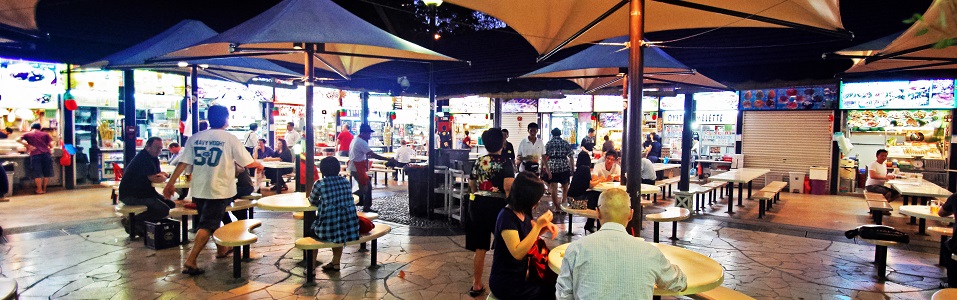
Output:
[516,136,545,163]
[178,129,255,199]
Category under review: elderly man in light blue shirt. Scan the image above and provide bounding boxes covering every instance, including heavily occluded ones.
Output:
[556,189,686,300]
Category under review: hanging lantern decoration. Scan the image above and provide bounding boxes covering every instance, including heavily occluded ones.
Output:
[339,109,347,117]
[517,116,523,121]
[590,112,597,121]
[63,91,78,111]
[485,114,489,120]
[390,112,397,120]
[271,106,280,116]
[651,112,657,120]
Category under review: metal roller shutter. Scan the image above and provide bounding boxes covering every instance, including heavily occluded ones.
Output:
[501,113,539,146]
[742,110,833,188]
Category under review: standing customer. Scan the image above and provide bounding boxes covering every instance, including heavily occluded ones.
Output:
[307,156,360,272]
[118,137,174,235]
[488,171,558,300]
[243,123,259,155]
[461,130,472,149]
[516,123,544,174]
[466,128,515,297]
[865,149,900,202]
[543,128,573,211]
[335,124,353,157]
[556,188,687,299]
[348,124,394,213]
[284,122,301,151]
[18,123,53,194]
[163,105,264,276]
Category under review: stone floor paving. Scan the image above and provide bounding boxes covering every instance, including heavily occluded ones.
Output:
[0,210,951,299]
[0,183,954,299]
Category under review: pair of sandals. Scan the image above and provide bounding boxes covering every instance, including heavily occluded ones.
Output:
[468,286,486,297]
[321,262,340,272]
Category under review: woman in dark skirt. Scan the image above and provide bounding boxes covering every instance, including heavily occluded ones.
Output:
[466,128,515,297]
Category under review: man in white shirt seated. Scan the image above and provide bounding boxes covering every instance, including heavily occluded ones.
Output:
[864,149,900,202]
[556,188,687,299]
[388,141,416,180]
[590,150,621,184]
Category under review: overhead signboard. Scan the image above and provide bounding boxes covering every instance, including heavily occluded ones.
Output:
[503,98,538,113]
[840,79,955,110]
[540,95,593,112]
[741,85,838,110]
[448,96,490,113]
[0,57,62,109]
[663,110,737,125]
[693,91,738,111]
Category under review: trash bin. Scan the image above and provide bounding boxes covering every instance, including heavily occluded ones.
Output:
[788,172,805,193]
[2,162,15,197]
[810,179,828,195]
[405,165,442,217]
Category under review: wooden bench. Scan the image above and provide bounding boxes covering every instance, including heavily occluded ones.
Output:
[101,181,121,205]
[0,278,17,300]
[863,192,890,225]
[934,288,957,300]
[860,238,899,279]
[702,181,728,205]
[654,177,680,200]
[212,219,262,279]
[753,192,776,219]
[294,223,392,282]
[689,286,755,300]
[646,207,691,242]
[114,204,148,240]
[928,226,954,265]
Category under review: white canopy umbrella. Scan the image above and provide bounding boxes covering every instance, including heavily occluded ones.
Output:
[844,0,957,73]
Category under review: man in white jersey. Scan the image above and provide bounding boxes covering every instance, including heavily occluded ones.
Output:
[164,105,264,276]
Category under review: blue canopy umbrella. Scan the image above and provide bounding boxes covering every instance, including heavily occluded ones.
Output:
[83,19,300,161]
[519,36,727,92]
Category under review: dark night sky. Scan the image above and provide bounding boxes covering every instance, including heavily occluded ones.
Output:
[0,0,946,95]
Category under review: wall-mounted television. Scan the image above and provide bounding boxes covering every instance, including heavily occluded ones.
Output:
[840,79,955,110]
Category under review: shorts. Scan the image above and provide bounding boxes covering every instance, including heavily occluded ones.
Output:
[192,197,231,231]
[546,171,570,184]
[30,153,53,178]
[465,195,507,251]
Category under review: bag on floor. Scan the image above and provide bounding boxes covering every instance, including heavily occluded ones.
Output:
[844,225,909,244]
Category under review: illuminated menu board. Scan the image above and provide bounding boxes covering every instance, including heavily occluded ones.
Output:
[840,79,955,110]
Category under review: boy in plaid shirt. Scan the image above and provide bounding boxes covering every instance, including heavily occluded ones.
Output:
[308,156,360,272]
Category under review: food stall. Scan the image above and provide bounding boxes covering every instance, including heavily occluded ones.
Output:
[501,98,539,149]
[841,79,955,188]
[538,95,593,145]
[272,86,308,147]
[447,96,491,149]
[198,77,267,141]
[660,94,687,156]
[593,95,624,150]
[692,92,738,159]
[312,87,341,146]
[0,57,66,187]
[392,96,429,152]
[367,93,394,150]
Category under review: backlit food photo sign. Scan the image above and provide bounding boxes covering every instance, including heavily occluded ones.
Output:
[840,79,955,110]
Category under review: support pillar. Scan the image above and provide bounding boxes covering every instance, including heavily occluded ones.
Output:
[304,44,317,194]
[122,69,136,164]
[678,93,693,192]
[624,0,647,236]
[63,65,75,189]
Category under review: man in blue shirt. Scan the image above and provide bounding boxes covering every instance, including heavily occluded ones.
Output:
[119,137,175,235]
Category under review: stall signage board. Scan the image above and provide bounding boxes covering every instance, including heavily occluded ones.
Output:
[659,94,685,111]
[341,91,362,110]
[693,92,738,111]
[539,95,593,112]
[368,94,395,111]
[0,57,62,109]
[599,112,623,128]
[593,95,623,112]
[840,79,955,110]
[503,98,538,113]
[448,96,490,113]
[741,85,838,110]
[71,70,121,107]
[248,77,296,88]
[663,110,737,125]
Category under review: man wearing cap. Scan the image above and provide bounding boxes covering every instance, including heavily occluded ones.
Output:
[349,124,395,212]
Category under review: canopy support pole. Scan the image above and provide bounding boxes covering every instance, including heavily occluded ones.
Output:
[304,44,317,197]
[679,92,693,192]
[427,63,437,217]
[122,69,136,164]
[625,0,646,236]
[190,66,199,136]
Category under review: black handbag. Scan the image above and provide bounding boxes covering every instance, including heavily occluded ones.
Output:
[844,225,910,244]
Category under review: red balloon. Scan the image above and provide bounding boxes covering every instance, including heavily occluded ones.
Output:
[64,99,78,111]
